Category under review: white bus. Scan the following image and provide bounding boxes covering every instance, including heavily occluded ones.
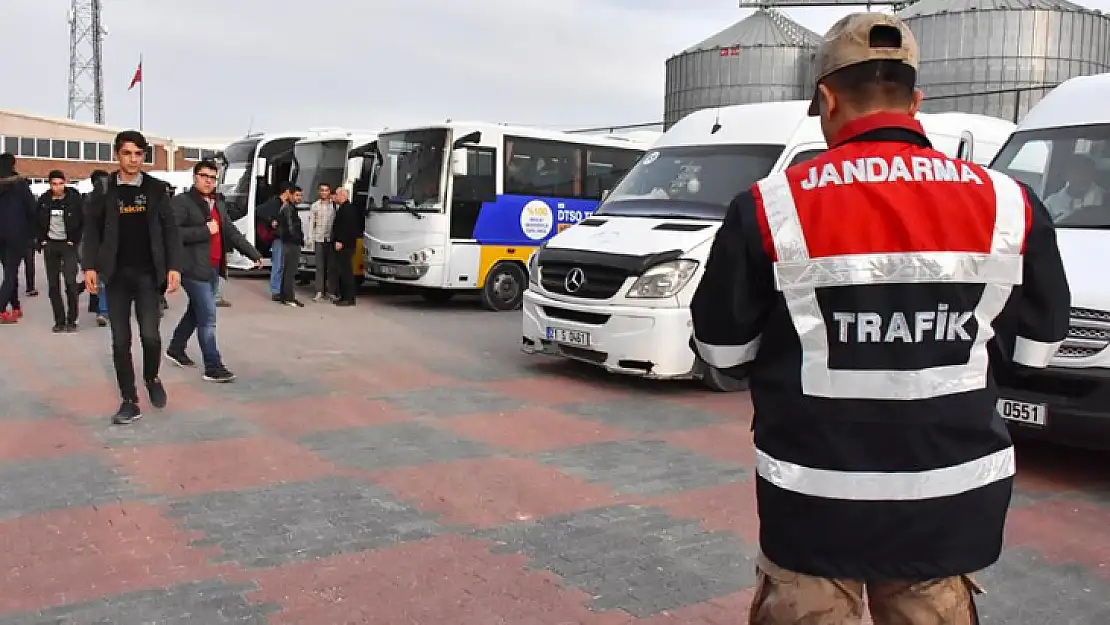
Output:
[363,121,650,310]
[522,101,1016,391]
[290,130,378,278]
[216,130,307,269]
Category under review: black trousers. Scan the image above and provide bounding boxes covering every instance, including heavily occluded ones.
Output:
[0,239,22,311]
[280,241,301,302]
[23,243,35,292]
[335,247,356,302]
[105,267,163,401]
[44,241,80,325]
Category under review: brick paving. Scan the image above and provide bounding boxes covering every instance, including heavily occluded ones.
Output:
[0,274,1108,624]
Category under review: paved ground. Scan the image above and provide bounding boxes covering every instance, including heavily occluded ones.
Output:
[1,273,1108,624]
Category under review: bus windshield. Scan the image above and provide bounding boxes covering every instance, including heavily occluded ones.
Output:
[595,144,784,220]
[217,138,260,207]
[372,129,448,212]
[294,140,350,203]
[991,123,1110,229]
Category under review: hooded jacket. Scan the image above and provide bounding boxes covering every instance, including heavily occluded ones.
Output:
[0,174,36,244]
[36,186,84,246]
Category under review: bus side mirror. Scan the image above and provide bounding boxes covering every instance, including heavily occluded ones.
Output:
[254,157,268,175]
[451,148,468,177]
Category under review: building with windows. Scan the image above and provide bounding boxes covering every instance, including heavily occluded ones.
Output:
[0,109,231,185]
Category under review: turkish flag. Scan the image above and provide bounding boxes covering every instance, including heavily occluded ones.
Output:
[128,61,142,90]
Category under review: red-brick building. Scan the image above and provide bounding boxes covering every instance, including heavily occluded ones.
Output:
[0,108,227,184]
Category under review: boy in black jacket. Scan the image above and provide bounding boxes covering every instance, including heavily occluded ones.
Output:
[37,170,85,332]
[0,153,36,323]
[83,131,184,425]
[277,185,305,307]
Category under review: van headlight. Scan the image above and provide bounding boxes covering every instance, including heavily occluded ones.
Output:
[409,247,435,265]
[527,249,541,285]
[626,260,699,298]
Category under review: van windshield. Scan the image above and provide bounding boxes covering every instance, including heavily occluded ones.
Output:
[595,144,784,220]
[991,123,1110,229]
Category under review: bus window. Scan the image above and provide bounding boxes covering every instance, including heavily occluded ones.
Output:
[505,137,583,198]
[584,147,641,200]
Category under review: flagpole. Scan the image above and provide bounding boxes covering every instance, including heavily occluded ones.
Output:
[138,54,144,131]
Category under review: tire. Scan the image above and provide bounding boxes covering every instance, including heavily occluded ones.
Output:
[698,359,750,392]
[481,261,526,311]
[421,290,455,304]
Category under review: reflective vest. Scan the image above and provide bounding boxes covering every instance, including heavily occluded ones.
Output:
[692,115,1069,580]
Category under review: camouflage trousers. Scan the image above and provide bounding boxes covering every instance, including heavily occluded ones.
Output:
[750,553,983,624]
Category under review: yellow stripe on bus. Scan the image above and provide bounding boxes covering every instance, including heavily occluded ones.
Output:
[477,245,537,287]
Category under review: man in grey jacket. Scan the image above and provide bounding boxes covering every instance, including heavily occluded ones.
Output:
[165,160,262,382]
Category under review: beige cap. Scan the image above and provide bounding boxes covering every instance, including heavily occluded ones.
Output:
[807,12,919,116]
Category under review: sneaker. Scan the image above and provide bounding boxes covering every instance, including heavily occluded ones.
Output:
[0,312,18,324]
[284,299,305,308]
[216,298,231,308]
[96,315,108,327]
[145,378,167,409]
[26,289,38,297]
[165,349,196,368]
[52,323,65,333]
[312,292,324,302]
[202,366,237,383]
[111,400,142,425]
[65,323,78,333]
[11,308,22,320]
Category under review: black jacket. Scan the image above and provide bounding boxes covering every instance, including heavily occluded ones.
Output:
[276,201,304,245]
[330,200,362,250]
[0,174,36,244]
[82,172,184,283]
[171,188,261,280]
[36,187,84,246]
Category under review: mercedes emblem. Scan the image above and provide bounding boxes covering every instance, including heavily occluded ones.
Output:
[564,267,587,293]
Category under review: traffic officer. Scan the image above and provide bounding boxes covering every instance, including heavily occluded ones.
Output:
[690,12,1070,624]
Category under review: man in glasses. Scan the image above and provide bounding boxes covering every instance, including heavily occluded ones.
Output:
[166,160,262,382]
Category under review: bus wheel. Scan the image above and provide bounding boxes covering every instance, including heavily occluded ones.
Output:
[421,290,455,304]
[697,358,749,392]
[482,262,526,311]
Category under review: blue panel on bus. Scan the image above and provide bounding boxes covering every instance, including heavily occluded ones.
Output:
[472,194,601,246]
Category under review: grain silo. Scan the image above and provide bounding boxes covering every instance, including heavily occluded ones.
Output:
[901,0,1110,121]
[664,9,822,129]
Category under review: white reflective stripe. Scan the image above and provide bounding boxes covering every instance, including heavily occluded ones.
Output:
[758,166,1028,400]
[757,174,808,263]
[1013,336,1063,368]
[985,169,1027,255]
[773,251,1023,291]
[695,336,761,368]
[755,446,1016,501]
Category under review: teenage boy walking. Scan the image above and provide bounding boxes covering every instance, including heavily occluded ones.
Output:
[83,130,183,425]
[36,170,84,332]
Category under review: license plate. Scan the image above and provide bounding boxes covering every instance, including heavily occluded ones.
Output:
[547,327,590,347]
[377,265,398,276]
[997,398,1047,427]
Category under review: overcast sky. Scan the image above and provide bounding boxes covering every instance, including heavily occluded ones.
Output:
[4,0,1109,140]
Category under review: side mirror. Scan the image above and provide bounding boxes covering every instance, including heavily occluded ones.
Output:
[254,157,267,175]
[601,189,610,201]
[957,130,974,162]
[451,148,469,177]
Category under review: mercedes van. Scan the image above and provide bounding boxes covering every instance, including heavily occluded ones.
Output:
[987,73,1110,449]
[521,100,1016,391]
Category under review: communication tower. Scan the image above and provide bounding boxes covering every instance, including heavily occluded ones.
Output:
[67,0,106,124]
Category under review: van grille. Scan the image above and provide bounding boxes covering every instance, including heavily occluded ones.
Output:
[540,263,630,299]
[1057,308,1110,360]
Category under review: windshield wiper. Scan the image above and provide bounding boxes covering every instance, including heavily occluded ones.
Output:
[383,197,424,220]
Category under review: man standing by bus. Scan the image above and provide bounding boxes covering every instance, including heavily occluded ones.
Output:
[307,182,337,302]
[331,187,361,306]
[690,13,1070,623]
[277,185,305,307]
[83,130,183,425]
